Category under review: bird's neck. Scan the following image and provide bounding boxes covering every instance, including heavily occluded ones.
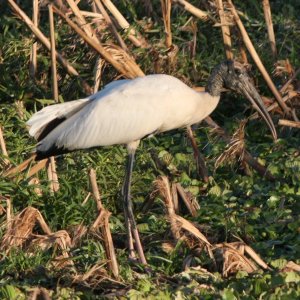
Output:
[205,73,224,97]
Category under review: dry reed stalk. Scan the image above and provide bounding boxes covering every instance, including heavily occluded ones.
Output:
[262,0,277,58]
[89,168,119,279]
[72,262,110,288]
[176,183,198,217]
[69,224,88,247]
[8,0,79,76]
[228,0,294,119]
[29,230,72,253]
[205,116,275,181]
[15,100,25,119]
[48,4,59,102]
[186,125,209,182]
[29,0,39,79]
[278,119,300,129]
[27,159,48,178]
[214,242,269,276]
[53,6,144,78]
[3,154,36,177]
[93,57,105,93]
[244,244,270,270]
[174,0,210,21]
[0,126,10,167]
[280,67,300,94]
[46,157,59,193]
[155,176,181,240]
[4,155,47,179]
[29,288,51,300]
[1,196,12,230]
[161,0,172,48]
[216,0,233,60]
[80,10,105,19]
[171,183,179,213]
[215,120,246,168]
[66,0,96,39]
[174,215,211,246]
[0,207,52,253]
[101,0,149,48]
[47,4,60,193]
[93,0,128,51]
[89,168,103,211]
[282,261,300,272]
[250,90,298,120]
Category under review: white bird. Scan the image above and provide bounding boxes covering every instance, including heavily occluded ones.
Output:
[27,60,277,264]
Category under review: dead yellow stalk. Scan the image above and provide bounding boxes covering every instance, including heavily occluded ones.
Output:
[0,126,10,167]
[228,0,294,119]
[216,0,233,60]
[174,0,210,21]
[8,0,78,76]
[262,0,277,58]
[29,0,39,79]
[155,176,181,240]
[100,0,149,48]
[215,120,246,169]
[278,119,300,129]
[89,168,119,279]
[94,0,128,51]
[161,0,172,48]
[47,4,60,193]
[53,6,144,79]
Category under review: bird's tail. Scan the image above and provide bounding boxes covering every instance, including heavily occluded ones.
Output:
[27,97,91,141]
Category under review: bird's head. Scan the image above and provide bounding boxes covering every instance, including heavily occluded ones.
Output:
[206,60,277,141]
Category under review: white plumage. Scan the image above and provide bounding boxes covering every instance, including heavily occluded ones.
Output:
[28,74,219,155]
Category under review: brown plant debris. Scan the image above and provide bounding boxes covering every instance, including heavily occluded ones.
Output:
[215,119,247,169]
[71,262,112,288]
[0,206,52,253]
[281,261,300,273]
[29,287,51,300]
[155,176,211,247]
[213,242,269,277]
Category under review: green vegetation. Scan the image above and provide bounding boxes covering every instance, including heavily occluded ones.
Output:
[0,0,299,298]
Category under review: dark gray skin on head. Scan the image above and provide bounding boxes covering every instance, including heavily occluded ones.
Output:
[206,60,247,96]
[205,60,277,140]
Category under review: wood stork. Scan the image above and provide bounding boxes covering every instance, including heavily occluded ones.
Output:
[27,60,277,265]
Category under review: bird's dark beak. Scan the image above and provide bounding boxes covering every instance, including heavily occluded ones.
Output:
[238,77,277,141]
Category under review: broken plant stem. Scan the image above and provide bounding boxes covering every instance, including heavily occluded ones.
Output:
[8,0,92,94]
[228,0,294,119]
[278,119,300,129]
[29,0,39,79]
[0,126,10,167]
[216,0,233,60]
[89,168,119,279]
[49,4,59,102]
[204,116,275,181]
[186,125,209,182]
[174,0,210,21]
[94,0,128,51]
[161,0,172,48]
[176,183,197,217]
[262,0,277,59]
[53,5,144,78]
[100,0,149,48]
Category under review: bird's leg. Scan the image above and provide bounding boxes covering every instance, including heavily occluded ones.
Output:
[123,144,147,265]
[122,192,135,260]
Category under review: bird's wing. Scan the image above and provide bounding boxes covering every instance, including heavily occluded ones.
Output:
[27,97,91,141]
[34,74,201,157]
[26,79,131,141]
